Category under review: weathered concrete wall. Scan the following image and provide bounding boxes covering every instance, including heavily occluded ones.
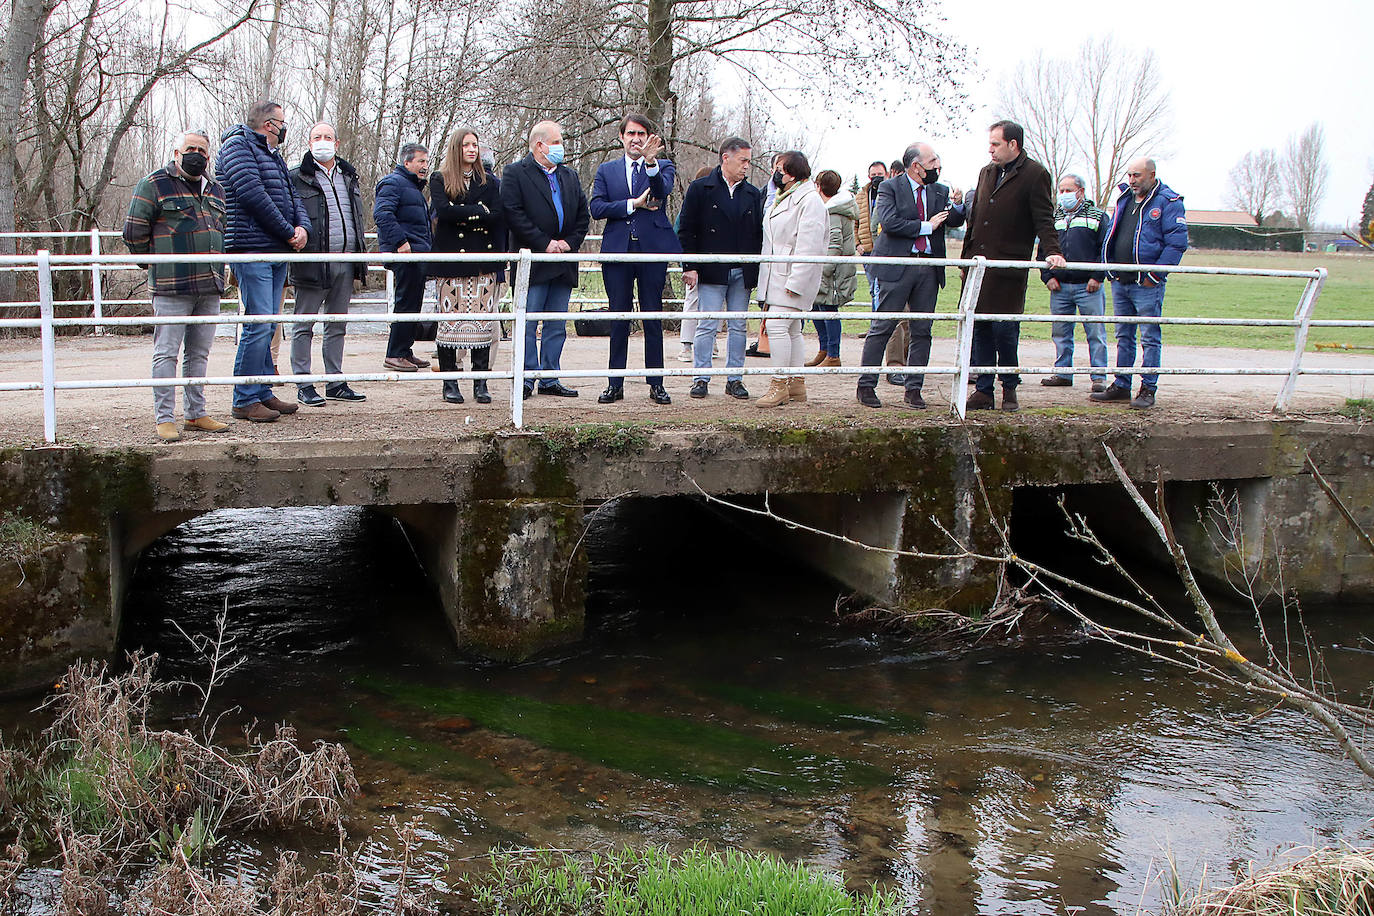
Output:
[0,418,1370,688]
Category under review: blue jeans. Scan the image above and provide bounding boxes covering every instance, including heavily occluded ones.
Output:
[1049,282,1108,383]
[812,304,840,357]
[693,269,750,383]
[232,260,287,408]
[1110,280,1165,390]
[523,282,572,390]
[865,266,880,311]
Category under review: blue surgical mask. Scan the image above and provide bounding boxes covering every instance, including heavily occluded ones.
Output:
[1057,191,1079,211]
[546,143,565,166]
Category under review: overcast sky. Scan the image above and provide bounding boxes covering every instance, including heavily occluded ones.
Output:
[809,0,1371,226]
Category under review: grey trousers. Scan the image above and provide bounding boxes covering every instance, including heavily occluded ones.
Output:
[859,264,938,391]
[152,292,220,423]
[291,262,353,386]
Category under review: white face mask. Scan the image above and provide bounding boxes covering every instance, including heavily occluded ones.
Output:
[311,140,337,163]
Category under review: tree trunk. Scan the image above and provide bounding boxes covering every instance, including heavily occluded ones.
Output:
[0,0,56,300]
[644,0,673,130]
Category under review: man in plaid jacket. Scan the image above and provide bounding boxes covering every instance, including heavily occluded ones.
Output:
[123,129,231,442]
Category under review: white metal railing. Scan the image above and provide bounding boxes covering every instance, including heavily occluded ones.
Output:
[0,246,1364,443]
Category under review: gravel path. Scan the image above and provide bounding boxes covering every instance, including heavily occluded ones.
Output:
[0,327,1369,448]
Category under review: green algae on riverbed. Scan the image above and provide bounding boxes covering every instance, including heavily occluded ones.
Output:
[360,676,889,793]
[343,713,513,786]
[698,683,927,733]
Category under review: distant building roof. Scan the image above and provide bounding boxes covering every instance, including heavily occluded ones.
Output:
[1188,210,1260,227]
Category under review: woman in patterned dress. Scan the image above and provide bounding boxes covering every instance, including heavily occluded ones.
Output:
[429,127,506,404]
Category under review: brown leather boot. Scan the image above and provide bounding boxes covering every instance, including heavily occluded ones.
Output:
[755,377,791,408]
[819,356,842,367]
[804,351,827,367]
[788,376,808,403]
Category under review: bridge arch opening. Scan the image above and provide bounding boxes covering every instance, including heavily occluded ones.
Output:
[118,506,454,686]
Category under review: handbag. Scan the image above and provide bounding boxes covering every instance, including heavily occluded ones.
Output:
[415,279,439,341]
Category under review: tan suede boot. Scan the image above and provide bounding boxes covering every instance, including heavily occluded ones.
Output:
[804,351,827,367]
[788,376,808,403]
[819,356,842,367]
[755,377,791,408]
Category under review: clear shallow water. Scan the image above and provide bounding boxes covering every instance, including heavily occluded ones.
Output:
[13,505,1373,914]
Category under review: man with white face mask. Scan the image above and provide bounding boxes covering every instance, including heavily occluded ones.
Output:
[288,122,368,405]
[1039,173,1110,391]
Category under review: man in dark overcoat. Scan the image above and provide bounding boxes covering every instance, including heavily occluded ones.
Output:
[961,119,1066,411]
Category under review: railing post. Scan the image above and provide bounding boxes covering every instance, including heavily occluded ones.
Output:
[38,250,57,444]
[510,249,532,429]
[384,264,395,323]
[951,256,986,420]
[1275,267,1327,413]
[89,227,104,337]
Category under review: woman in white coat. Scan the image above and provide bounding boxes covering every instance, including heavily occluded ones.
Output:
[755,151,829,408]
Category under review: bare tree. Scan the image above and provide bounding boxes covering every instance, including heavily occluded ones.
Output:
[1224,148,1281,226]
[995,52,1075,190]
[997,37,1172,208]
[1280,122,1330,232]
[0,0,60,300]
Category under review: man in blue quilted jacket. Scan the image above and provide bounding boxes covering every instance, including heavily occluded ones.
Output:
[1091,157,1188,410]
[217,100,311,423]
[372,142,433,372]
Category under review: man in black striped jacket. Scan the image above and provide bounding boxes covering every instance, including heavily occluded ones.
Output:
[1038,173,1110,392]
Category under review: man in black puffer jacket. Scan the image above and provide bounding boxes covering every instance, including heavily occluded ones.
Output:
[373,143,433,371]
[216,100,311,423]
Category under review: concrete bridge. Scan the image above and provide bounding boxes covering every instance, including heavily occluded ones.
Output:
[1,413,1371,693]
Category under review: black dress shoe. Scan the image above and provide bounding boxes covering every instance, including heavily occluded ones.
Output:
[325,383,366,402]
[689,380,708,399]
[857,387,882,408]
[538,382,579,397]
[297,385,326,407]
[724,380,750,400]
[887,372,907,386]
[648,385,671,405]
[597,385,624,404]
[523,386,533,400]
[902,389,927,409]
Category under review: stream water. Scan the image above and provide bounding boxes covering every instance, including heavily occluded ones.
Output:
[9,503,1374,914]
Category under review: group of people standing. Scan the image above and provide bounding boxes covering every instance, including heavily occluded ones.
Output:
[123,102,1188,442]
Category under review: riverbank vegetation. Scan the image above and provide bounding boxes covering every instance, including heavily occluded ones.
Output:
[1164,846,1374,916]
[465,845,901,916]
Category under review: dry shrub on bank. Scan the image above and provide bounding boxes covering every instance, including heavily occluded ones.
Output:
[0,841,27,907]
[33,653,359,847]
[1168,846,1374,916]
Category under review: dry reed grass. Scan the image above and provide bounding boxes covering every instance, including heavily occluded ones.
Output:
[1167,846,1374,916]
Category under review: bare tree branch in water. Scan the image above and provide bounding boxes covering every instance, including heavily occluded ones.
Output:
[685,439,1374,782]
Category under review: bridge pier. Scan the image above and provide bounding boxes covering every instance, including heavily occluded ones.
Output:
[392,498,587,660]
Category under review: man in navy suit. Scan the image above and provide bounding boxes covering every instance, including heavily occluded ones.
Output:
[500,120,590,399]
[590,114,682,405]
[856,142,965,410]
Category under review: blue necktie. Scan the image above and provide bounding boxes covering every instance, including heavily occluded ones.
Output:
[546,169,564,232]
[631,160,647,197]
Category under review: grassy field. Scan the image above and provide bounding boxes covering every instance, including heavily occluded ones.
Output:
[574,247,1374,352]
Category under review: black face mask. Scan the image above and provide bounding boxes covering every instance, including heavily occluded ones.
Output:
[771,170,787,190]
[869,175,883,187]
[179,152,207,177]
[921,167,940,185]
[276,125,287,147]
